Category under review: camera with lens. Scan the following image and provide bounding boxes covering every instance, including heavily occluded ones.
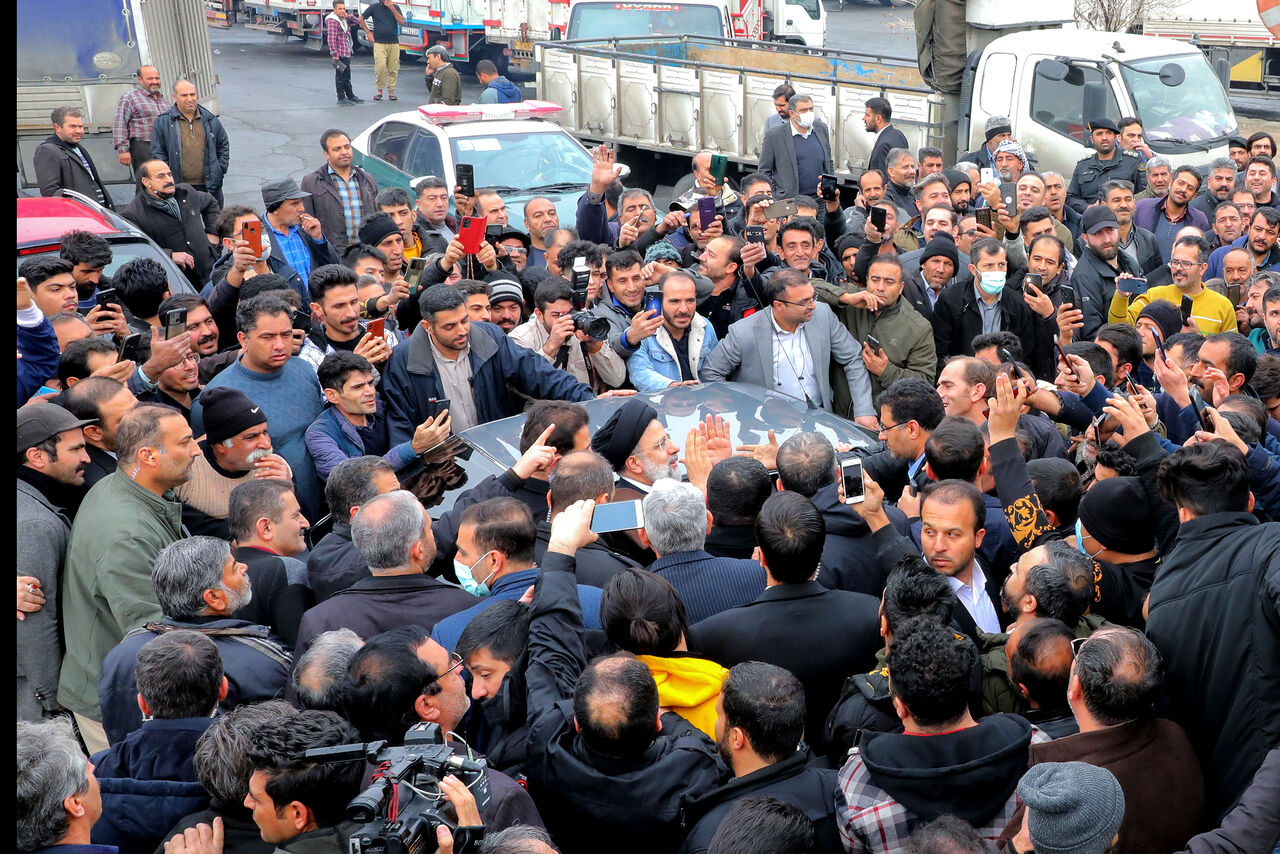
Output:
[569,257,609,342]
[304,722,490,854]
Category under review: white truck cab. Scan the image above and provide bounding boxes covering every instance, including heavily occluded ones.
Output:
[966,29,1239,171]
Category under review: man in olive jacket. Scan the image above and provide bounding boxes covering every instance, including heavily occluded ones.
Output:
[57,404,201,753]
[425,46,462,105]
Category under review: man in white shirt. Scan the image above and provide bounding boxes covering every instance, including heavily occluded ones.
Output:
[918,479,1002,634]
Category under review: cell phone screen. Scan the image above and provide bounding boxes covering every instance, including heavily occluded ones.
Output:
[869,206,887,231]
[840,459,865,505]
[590,500,645,533]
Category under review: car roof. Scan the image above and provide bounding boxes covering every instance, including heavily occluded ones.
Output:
[366,110,570,139]
[458,381,880,471]
[17,196,120,246]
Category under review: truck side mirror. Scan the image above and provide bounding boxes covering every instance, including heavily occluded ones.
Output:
[1035,59,1069,82]
[1083,82,1107,132]
[1157,63,1185,87]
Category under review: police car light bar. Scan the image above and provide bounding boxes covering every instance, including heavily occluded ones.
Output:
[417,101,563,124]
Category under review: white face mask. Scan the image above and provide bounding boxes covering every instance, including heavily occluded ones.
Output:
[795,111,816,130]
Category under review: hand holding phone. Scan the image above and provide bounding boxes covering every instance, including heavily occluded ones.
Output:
[839,458,865,505]
[164,308,188,340]
[243,220,263,257]
[869,205,888,232]
[865,334,883,355]
[590,499,645,533]
[366,317,386,339]
[709,153,728,187]
[1116,276,1148,295]
[696,196,717,230]
[1059,284,1075,306]
[455,163,475,197]
[96,287,119,310]
[1055,342,1079,381]
[974,208,993,230]
[459,216,487,255]
[819,174,838,202]
[745,225,766,245]
[1180,295,1194,325]
[404,255,429,292]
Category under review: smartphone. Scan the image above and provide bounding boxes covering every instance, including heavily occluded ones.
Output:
[1198,406,1215,432]
[709,153,728,186]
[999,182,1018,210]
[1151,325,1167,362]
[997,346,1017,371]
[745,225,766,245]
[1180,295,1194,324]
[1124,375,1140,396]
[979,167,995,185]
[366,317,385,339]
[869,205,888,232]
[590,499,645,533]
[243,220,263,257]
[1055,342,1079,380]
[865,334,883,354]
[485,224,504,247]
[764,199,798,220]
[163,308,188,340]
[1023,273,1042,291]
[1117,276,1148,295]
[117,332,143,363]
[455,163,474,197]
[1227,283,1242,306]
[404,255,429,293]
[839,457,865,505]
[291,308,312,332]
[424,397,451,420]
[1060,284,1075,306]
[95,287,119,311]
[819,173,839,202]
[643,288,663,316]
[459,216,487,254]
[696,195,717,230]
[974,207,993,229]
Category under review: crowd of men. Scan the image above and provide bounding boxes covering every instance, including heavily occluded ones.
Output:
[16,55,1280,854]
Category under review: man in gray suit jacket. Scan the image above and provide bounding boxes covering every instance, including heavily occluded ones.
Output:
[758,94,834,202]
[700,268,878,429]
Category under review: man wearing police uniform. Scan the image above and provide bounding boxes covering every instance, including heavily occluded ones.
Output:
[1066,117,1146,217]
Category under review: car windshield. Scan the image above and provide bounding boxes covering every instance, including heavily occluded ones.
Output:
[1119,54,1237,146]
[781,0,821,20]
[567,2,724,39]
[448,131,592,192]
[16,237,194,295]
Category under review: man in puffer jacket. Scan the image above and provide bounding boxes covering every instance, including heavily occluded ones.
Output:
[90,631,220,854]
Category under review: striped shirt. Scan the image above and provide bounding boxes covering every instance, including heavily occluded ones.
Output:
[328,165,364,243]
[112,86,171,150]
[269,222,315,286]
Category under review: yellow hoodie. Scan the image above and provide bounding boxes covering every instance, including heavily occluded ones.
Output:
[636,654,728,739]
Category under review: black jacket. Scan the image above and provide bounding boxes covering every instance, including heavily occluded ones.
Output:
[1145,509,1280,821]
[868,125,910,174]
[703,523,758,560]
[1070,246,1143,341]
[82,442,118,489]
[524,551,726,854]
[679,750,842,854]
[232,546,315,650]
[812,482,913,597]
[930,278,1056,379]
[824,662,902,767]
[692,581,881,756]
[121,185,221,289]
[151,104,231,196]
[294,573,479,657]
[34,133,114,208]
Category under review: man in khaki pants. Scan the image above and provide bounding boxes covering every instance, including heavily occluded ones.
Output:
[361,0,405,101]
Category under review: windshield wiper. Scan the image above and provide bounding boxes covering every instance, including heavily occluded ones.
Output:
[479,184,523,195]
[525,181,586,193]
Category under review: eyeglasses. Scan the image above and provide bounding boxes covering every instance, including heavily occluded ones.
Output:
[878,421,911,437]
[424,651,464,688]
[645,434,676,452]
[1168,259,1199,269]
[776,297,816,308]
[1070,636,1089,656]
[504,246,529,255]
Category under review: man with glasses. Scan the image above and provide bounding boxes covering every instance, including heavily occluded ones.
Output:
[701,267,878,428]
[862,377,945,501]
[337,624,547,833]
[758,93,834,202]
[1111,236,1235,333]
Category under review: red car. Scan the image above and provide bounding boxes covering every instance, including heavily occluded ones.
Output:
[17,191,198,295]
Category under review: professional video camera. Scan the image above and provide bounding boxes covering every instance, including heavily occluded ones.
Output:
[570,257,610,342]
[304,722,490,854]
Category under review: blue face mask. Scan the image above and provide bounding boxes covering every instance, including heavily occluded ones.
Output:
[978,270,1006,295]
[1075,519,1104,559]
[454,551,497,597]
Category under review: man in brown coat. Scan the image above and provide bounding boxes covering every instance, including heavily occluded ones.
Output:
[1001,626,1204,854]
